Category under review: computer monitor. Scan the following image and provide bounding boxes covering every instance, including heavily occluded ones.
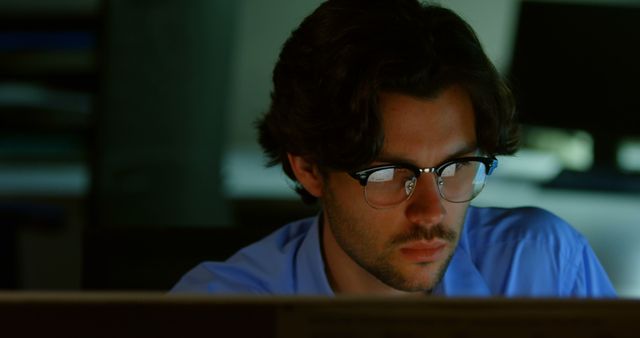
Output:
[0,293,638,337]
[509,1,640,190]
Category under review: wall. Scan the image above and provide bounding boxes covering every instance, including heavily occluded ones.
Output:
[95,0,238,227]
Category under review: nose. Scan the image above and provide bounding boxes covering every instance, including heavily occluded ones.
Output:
[404,173,446,227]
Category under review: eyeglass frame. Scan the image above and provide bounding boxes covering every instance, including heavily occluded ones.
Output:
[348,156,498,207]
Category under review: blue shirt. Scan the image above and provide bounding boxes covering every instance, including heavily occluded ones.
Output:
[171,206,616,297]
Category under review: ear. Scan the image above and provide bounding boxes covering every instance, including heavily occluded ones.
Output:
[287,153,324,198]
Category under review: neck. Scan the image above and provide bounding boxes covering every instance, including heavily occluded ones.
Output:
[320,213,424,296]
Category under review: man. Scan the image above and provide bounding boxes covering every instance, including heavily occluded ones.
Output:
[172,0,615,296]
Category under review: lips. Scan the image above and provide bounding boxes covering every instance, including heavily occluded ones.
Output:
[399,241,447,263]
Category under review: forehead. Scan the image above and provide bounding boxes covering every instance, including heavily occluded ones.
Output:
[377,85,477,165]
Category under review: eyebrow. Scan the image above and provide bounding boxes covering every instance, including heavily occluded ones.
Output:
[375,144,479,167]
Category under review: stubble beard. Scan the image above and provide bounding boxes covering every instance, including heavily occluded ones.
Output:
[323,188,462,293]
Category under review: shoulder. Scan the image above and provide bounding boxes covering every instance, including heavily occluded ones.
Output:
[465,206,585,249]
[171,217,318,294]
[463,206,599,296]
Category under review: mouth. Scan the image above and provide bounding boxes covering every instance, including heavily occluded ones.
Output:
[399,240,448,263]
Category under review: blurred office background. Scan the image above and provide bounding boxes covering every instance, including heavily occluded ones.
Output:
[0,0,639,296]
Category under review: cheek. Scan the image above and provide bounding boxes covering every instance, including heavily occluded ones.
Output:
[442,202,469,230]
[324,176,396,243]
[325,173,368,210]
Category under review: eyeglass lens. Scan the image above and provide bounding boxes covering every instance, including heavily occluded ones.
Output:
[363,160,488,208]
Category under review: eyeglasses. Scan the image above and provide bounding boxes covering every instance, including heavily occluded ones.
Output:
[349,156,498,209]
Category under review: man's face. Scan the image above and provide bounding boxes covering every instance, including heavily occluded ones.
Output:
[321,85,477,293]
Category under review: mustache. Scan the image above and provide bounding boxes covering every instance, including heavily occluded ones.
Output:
[390,224,458,245]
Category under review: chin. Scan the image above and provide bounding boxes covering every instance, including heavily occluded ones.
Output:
[403,269,443,291]
[393,254,453,292]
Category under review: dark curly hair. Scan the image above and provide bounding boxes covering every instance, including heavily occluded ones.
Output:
[257,0,519,204]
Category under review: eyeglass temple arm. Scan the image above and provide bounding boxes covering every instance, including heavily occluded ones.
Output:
[349,172,369,186]
[487,158,498,175]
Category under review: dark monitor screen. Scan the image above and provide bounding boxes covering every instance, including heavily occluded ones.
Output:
[0,293,639,337]
[509,1,640,173]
